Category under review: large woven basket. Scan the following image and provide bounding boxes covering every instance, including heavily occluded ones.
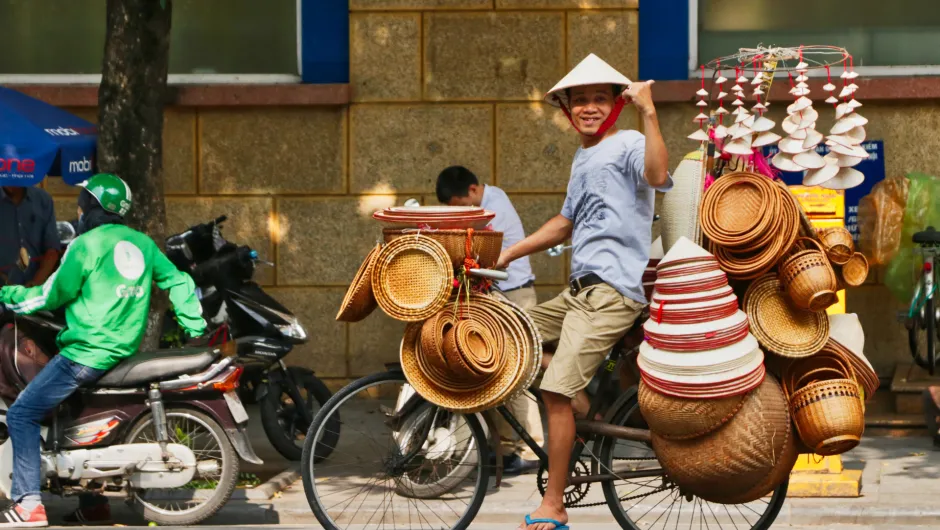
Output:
[336,243,381,322]
[372,235,454,322]
[786,379,864,456]
[817,227,854,265]
[719,422,798,504]
[745,275,829,358]
[778,237,839,312]
[652,376,791,504]
[383,228,503,269]
[638,381,747,439]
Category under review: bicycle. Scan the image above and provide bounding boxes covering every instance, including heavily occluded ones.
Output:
[907,226,940,375]
[299,306,787,530]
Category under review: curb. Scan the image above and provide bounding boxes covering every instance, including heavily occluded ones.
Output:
[241,466,301,501]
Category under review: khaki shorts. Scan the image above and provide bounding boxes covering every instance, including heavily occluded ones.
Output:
[530,283,645,399]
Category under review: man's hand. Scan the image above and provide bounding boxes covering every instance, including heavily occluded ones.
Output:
[496,249,514,271]
[623,80,656,118]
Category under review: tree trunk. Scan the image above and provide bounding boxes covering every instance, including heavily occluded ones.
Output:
[97,0,173,351]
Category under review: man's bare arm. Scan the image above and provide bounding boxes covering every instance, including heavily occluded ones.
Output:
[496,214,573,269]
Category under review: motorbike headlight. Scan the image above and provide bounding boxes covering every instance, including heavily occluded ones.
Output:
[275,315,308,342]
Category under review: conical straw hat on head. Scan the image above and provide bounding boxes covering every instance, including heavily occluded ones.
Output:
[545,53,632,108]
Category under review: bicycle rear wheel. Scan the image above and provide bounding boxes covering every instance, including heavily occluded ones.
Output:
[599,390,787,530]
[301,370,490,530]
[910,296,937,375]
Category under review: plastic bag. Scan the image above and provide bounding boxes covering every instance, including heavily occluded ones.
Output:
[858,175,909,265]
[884,173,940,303]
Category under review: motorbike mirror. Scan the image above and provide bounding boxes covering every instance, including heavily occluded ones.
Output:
[57,221,77,245]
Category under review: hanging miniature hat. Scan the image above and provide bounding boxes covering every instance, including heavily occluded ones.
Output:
[545,53,632,108]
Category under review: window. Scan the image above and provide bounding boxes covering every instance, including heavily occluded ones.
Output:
[694,0,940,76]
[1,0,298,80]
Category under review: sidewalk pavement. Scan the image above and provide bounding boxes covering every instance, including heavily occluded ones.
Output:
[37,420,940,527]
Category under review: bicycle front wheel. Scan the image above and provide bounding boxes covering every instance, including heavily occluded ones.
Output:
[599,391,787,530]
[301,370,490,530]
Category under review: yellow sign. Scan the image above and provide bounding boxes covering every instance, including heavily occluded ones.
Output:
[788,186,845,219]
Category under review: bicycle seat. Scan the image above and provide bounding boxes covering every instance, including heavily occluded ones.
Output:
[914,226,940,244]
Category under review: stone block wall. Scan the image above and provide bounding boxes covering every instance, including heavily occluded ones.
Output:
[41,0,642,389]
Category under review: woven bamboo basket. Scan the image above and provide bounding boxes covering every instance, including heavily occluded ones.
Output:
[383,229,503,269]
[719,423,798,504]
[638,381,747,440]
[778,237,839,312]
[336,243,381,322]
[399,294,534,413]
[745,275,830,358]
[372,235,454,322]
[842,252,870,286]
[700,172,779,248]
[786,378,864,456]
[817,227,854,265]
[651,376,791,504]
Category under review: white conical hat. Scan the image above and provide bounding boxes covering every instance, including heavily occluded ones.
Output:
[820,167,865,190]
[545,53,632,107]
[660,236,713,266]
[828,314,869,367]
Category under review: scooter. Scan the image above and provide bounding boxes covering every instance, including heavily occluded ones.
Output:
[162,217,339,462]
[0,306,261,526]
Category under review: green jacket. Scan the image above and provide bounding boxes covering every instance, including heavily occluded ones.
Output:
[0,224,206,370]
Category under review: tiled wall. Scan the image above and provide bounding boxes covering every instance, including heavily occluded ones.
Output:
[43,0,926,385]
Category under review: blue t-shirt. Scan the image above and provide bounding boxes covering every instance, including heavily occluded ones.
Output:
[480,185,535,291]
[561,130,673,304]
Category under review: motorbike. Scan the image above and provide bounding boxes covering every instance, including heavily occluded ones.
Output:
[161,216,339,462]
[0,305,260,526]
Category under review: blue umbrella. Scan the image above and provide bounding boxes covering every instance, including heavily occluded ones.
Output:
[0,86,97,187]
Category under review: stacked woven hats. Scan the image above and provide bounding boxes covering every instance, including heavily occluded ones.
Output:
[639,237,796,504]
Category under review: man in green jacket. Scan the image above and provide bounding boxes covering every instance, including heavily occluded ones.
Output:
[0,173,206,527]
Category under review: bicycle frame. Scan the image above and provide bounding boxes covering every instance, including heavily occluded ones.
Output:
[494,339,662,485]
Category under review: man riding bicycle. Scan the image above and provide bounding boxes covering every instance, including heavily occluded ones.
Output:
[495,54,671,530]
[0,173,206,527]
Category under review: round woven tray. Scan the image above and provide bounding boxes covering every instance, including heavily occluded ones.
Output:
[336,243,382,323]
[745,275,829,358]
[652,375,791,504]
[700,172,778,248]
[372,235,454,322]
[383,228,503,269]
[821,340,879,401]
[639,381,748,439]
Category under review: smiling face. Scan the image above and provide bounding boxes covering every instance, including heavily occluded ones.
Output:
[568,84,617,136]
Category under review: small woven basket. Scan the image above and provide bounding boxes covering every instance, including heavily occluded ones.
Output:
[778,237,839,312]
[372,235,454,322]
[786,379,864,456]
[817,227,854,265]
[383,229,503,269]
[336,244,381,322]
[841,252,870,287]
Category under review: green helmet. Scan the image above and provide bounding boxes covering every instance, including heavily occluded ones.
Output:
[80,173,132,217]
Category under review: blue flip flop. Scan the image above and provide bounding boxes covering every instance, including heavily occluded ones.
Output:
[524,514,570,530]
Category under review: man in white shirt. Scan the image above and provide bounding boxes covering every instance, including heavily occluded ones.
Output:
[436,165,542,474]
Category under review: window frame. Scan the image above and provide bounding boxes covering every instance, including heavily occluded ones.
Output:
[0,0,349,85]
[687,0,940,80]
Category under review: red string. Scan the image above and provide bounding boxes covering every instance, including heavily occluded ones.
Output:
[701,65,705,89]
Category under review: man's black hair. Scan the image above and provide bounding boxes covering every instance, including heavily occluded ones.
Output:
[436,165,479,204]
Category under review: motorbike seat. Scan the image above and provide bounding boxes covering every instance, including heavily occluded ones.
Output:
[914,226,940,245]
[95,348,221,388]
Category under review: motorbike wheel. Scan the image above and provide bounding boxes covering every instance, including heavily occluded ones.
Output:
[260,366,338,462]
[125,408,239,526]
